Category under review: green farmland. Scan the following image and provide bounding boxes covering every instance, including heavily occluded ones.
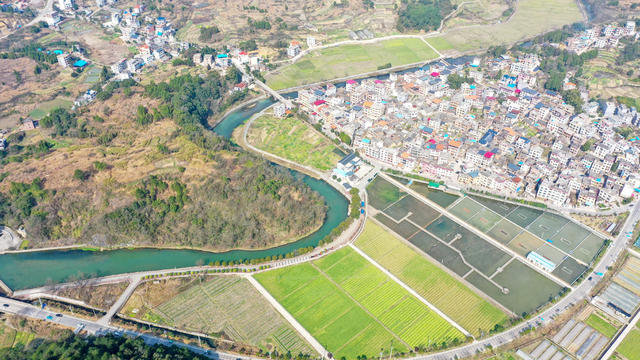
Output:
[265,38,439,90]
[122,276,315,355]
[617,327,640,360]
[246,114,342,171]
[255,247,464,359]
[355,220,509,337]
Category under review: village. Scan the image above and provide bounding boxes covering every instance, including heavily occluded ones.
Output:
[290,21,640,210]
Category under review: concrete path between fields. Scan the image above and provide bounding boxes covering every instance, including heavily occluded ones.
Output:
[246,275,328,358]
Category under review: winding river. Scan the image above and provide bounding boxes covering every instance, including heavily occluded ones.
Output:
[0,98,348,291]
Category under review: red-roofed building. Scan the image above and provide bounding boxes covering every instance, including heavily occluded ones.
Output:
[431,72,440,77]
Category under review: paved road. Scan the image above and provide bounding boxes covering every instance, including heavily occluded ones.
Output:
[232,59,292,108]
[0,296,257,360]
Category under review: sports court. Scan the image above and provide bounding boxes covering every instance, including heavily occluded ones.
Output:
[450,233,511,277]
[507,232,546,257]
[487,219,523,244]
[552,257,588,284]
[466,207,503,232]
[449,198,485,222]
[527,212,569,240]
[571,233,605,264]
[506,206,543,228]
[549,221,592,254]
[469,195,519,216]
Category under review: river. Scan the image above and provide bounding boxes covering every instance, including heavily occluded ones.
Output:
[0,99,348,291]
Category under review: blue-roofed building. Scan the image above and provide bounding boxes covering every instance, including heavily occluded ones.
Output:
[73,60,88,68]
[526,251,556,272]
[479,129,498,146]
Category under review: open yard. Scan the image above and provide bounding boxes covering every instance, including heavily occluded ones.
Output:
[354,220,509,337]
[255,246,466,358]
[246,113,342,171]
[121,276,315,355]
[266,38,439,90]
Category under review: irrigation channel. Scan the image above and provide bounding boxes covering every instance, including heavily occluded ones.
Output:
[0,55,470,291]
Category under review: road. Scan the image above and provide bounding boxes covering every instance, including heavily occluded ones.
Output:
[232,59,292,108]
[0,296,259,360]
[0,0,55,40]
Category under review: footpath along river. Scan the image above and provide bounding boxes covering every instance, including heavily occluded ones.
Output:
[0,98,348,291]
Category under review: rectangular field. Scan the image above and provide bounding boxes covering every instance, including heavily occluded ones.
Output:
[408,230,472,277]
[585,313,618,338]
[617,328,640,360]
[123,276,315,354]
[527,212,569,241]
[506,206,543,228]
[255,246,465,358]
[551,257,588,285]
[374,213,420,239]
[368,177,406,210]
[487,219,523,244]
[572,233,605,264]
[449,198,485,222]
[409,182,460,208]
[450,232,511,277]
[354,221,509,337]
[469,196,519,216]
[507,232,546,257]
[465,260,565,315]
[266,38,439,90]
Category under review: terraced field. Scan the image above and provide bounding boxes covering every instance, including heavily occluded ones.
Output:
[124,276,315,355]
[255,247,464,358]
[354,220,509,337]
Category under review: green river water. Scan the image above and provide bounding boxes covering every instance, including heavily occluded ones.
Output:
[0,98,348,291]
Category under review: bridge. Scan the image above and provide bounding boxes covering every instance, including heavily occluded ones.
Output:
[232,59,293,108]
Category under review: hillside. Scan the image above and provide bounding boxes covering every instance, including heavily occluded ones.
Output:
[0,71,326,251]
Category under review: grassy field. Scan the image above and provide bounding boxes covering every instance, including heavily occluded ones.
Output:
[266,38,439,90]
[247,113,342,171]
[585,313,618,338]
[28,98,73,120]
[121,276,315,355]
[354,220,509,337]
[367,176,406,210]
[439,0,583,51]
[255,247,465,358]
[617,327,640,360]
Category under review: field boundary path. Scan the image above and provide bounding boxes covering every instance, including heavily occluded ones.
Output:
[245,275,328,358]
[349,243,473,338]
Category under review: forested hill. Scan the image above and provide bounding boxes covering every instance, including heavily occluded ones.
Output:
[396,0,454,32]
[0,70,326,251]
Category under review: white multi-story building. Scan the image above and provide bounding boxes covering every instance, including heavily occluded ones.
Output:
[537,179,568,206]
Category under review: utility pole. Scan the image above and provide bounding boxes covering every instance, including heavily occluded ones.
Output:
[388,341,393,360]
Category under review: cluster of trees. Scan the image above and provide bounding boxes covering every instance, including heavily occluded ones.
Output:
[40,108,78,137]
[617,41,640,64]
[396,0,452,32]
[446,73,474,89]
[0,178,49,230]
[199,25,220,41]
[247,18,271,30]
[0,334,211,360]
[239,39,258,51]
[0,42,58,63]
